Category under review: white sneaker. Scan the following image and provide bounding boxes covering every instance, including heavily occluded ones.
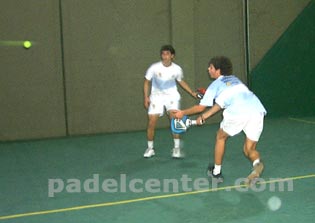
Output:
[144,148,155,158]
[172,147,182,158]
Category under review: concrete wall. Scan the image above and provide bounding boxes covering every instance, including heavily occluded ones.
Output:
[251,0,315,117]
[248,0,310,70]
[61,0,171,135]
[0,0,310,140]
[0,0,66,140]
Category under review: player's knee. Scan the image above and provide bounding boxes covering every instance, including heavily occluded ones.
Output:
[148,117,158,129]
[148,121,155,129]
[216,129,228,141]
[243,144,256,156]
[243,147,249,156]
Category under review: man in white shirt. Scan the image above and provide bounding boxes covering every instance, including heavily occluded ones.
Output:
[175,56,266,185]
[143,45,197,158]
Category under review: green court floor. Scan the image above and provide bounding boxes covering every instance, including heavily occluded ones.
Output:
[1,117,315,222]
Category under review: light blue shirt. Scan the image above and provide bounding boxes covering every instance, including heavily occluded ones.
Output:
[200,75,266,116]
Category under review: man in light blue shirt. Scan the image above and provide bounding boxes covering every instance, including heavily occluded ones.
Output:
[175,56,266,185]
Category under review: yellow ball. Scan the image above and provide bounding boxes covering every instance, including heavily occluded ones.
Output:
[23,41,32,49]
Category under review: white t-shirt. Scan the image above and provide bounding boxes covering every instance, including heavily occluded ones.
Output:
[200,75,267,116]
[145,61,183,97]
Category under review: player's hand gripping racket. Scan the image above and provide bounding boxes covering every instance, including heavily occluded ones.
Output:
[171,115,203,134]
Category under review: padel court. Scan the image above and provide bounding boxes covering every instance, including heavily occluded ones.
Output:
[1,1,315,222]
[1,117,314,222]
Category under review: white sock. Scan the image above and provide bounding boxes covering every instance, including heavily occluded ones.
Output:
[148,141,154,149]
[174,139,180,148]
[213,164,221,175]
[253,159,260,166]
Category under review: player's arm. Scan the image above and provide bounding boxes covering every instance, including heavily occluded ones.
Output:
[177,80,198,98]
[196,103,221,124]
[175,104,206,119]
[144,78,151,109]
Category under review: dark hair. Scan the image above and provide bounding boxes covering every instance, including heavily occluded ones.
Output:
[160,45,175,55]
[209,56,233,76]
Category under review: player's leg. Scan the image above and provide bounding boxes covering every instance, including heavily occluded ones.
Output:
[208,128,229,182]
[243,138,260,161]
[214,128,229,166]
[166,94,183,158]
[144,114,159,158]
[147,114,159,141]
[144,96,164,158]
[243,113,265,184]
[244,138,264,184]
[168,110,182,158]
[208,115,243,182]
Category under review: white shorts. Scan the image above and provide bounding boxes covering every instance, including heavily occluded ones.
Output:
[220,112,265,141]
[148,94,180,116]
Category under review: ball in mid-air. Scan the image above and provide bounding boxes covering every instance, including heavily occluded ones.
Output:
[23,41,32,49]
